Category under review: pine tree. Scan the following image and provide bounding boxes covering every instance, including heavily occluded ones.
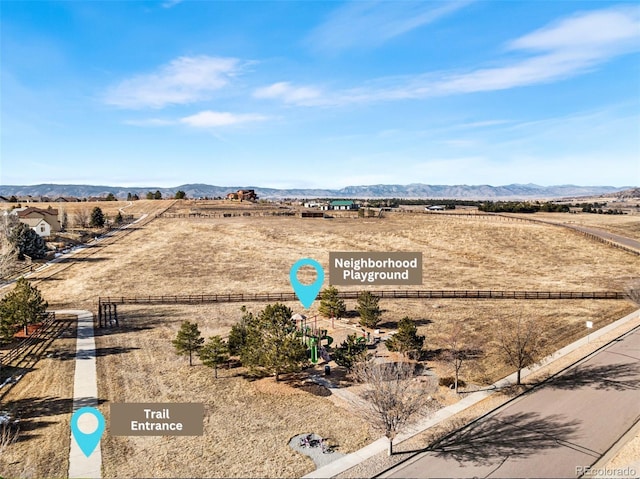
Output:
[172,321,204,366]
[241,303,307,381]
[332,333,368,371]
[114,212,123,225]
[318,286,346,320]
[357,291,382,328]
[386,317,425,359]
[154,190,162,200]
[89,207,105,228]
[9,223,47,260]
[0,277,48,338]
[175,190,186,199]
[199,336,229,378]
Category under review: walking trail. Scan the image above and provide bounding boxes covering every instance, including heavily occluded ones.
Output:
[64,309,101,479]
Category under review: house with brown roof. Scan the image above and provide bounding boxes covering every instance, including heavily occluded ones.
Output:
[226,189,258,201]
[14,206,62,237]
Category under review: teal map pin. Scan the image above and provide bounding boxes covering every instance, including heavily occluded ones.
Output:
[71,407,105,457]
[290,258,324,309]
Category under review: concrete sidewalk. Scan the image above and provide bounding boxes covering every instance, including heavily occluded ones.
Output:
[61,310,102,479]
[303,308,640,478]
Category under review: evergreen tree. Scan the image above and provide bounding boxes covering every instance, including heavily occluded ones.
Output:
[172,321,204,366]
[105,193,116,201]
[386,317,425,359]
[357,291,382,328]
[9,223,47,260]
[114,211,123,225]
[175,190,186,199]
[0,277,48,338]
[241,303,307,381]
[89,207,105,228]
[198,335,229,379]
[146,192,154,200]
[154,190,162,200]
[332,333,368,371]
[127,192,132,201]
[228,306,254,356]
[318,286,346,320]
[132,194,139,201]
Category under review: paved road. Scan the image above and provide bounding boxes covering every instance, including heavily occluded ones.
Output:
[381,326,640,478]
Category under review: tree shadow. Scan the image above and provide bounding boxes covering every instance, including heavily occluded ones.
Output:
[538,362,640,391]
[1,396,107,444]
[406,412,583,465]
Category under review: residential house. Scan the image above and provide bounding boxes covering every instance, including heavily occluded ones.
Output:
[322,200,359,211]
[15,206,62,237]
[226,189,258,201]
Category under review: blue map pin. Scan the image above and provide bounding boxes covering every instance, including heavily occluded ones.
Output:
[71,407,105,457]
[290,258,325,309]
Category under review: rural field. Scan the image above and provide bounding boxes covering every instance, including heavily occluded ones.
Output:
[1,203,639,477]
[520,210,640,241]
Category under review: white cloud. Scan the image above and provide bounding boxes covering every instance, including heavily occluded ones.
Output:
[253,82,323,105]
[179,110,268,128]
[307,1,472,52]
[104,56,244,109]
[278,6,640,106]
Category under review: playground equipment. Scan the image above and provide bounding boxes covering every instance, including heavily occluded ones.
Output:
[292,314,334,364]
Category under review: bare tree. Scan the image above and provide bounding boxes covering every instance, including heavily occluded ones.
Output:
[0,214,18,279]
[495,314,549,385]
[625,280,640,306]
[438,321,484,394]
[352,360,438,455]
[74,209,90,228]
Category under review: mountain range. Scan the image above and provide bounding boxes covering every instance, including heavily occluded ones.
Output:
[0,183,633,200]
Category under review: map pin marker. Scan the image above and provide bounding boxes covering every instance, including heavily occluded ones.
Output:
[71,407,105,457]
[290,258,325,309]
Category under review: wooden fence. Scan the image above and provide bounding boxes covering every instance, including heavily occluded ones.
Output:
[0,312,56,366]
[98,289,625,307]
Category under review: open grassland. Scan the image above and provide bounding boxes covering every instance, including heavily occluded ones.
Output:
[0,317,77,479]
[31,214,640,308]
[96,306,372,478]
[6,212,639,477]
[2,199,174,220]
[517,211,640,241]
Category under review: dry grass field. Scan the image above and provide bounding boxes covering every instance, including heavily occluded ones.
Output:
[0,317,77,479]
[31,213,640,308]
[516,211,640,241]
[2,209,639,477]
[96,305,372,478]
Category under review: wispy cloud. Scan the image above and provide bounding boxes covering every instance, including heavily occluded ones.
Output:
[124,111,268,129]
[253,82,322,106]
[269,6,640,107]
[179,110,268,128]
[104,55,245,109]
[307,0,472,52]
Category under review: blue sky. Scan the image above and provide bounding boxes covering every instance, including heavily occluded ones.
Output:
[1,0,639,188]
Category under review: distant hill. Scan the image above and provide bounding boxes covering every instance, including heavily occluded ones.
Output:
[609,187,640,199]
[0,183,632,200]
